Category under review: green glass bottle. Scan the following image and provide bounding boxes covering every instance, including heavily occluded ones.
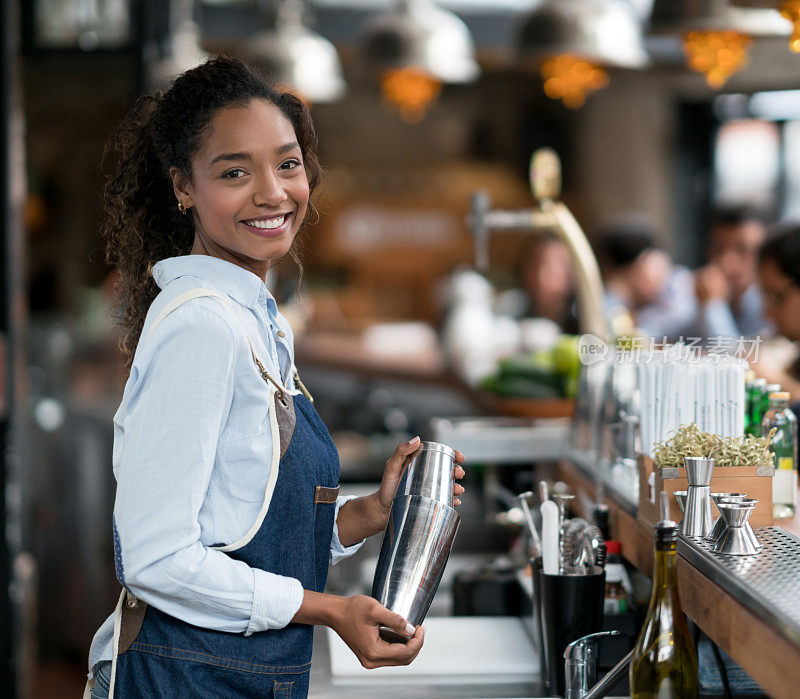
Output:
[762,391,798,519]
[630,519,698,699]
[747,378,767,437]
[744,370,755,434]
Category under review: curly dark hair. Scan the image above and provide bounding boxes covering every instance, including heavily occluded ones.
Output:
[101,56,321,372]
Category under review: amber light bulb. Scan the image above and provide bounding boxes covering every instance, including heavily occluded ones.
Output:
[779,0,800,52]
[683,30,752,88]
[540,55,609,109]
[380,67,442,123]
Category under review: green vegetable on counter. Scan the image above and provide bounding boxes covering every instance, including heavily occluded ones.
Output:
[480,335,581,400]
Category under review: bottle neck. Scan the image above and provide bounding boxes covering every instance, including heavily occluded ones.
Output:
[652,541,679,604]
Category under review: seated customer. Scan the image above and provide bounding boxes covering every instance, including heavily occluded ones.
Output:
[755,226,800,402]
[693,206,771,341]
[598,214,696,341]
[496,234,579,334]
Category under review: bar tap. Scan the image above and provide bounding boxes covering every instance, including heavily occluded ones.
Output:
[468,148,608,342]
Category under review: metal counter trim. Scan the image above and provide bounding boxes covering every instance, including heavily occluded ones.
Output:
[678,527,800,648]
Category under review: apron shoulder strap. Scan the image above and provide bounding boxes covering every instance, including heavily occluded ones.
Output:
[141,288,229,347]
[139,287,287,396]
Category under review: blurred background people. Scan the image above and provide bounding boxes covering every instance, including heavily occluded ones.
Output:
[755,226,800,404]
[692,206,771,341]
[598,213,696,341]
[495,234,579,334]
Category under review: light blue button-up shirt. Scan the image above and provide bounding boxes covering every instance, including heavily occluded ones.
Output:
[88,255,362,676]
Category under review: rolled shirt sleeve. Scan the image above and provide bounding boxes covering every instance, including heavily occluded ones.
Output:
[330,495,367,564]
[113,300,303,634]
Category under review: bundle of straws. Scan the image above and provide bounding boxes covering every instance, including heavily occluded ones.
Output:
[637,348,746,458]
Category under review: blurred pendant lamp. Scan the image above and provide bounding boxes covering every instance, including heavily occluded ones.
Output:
[731,1,800,52]
[240,0,346,104]
[515,0,648,109]
[147,0,211,92]
[650,0,789,88]
[359,0,480,123]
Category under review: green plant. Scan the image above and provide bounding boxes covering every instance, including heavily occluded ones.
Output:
[654,423,774,470]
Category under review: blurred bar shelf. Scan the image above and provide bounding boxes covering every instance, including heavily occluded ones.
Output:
[296,331,576,419]
[557,457,800,699]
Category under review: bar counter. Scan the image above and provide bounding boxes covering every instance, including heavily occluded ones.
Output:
[557,455,800,699]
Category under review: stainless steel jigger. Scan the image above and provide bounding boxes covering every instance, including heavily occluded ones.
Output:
[713,500,760,556]
[674,491,687,515]
[680,457,715,537]
[706,493,746,542]
[710,497,761,550]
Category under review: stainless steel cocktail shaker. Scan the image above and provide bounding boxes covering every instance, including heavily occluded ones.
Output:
[371,441,461,642]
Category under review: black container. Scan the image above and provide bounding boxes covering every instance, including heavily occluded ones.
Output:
[452,565,525,616]
[532,558,606,696]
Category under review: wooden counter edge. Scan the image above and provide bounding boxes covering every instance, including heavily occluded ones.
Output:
[556,459,800,699]
[678,557,800,699]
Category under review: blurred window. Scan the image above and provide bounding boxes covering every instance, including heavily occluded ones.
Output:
[713,119,780,209]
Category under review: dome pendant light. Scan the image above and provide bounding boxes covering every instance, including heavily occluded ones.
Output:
[147,0,210,92]
[359,0,479,122]
[515,0,647,109]
[731,1,800,52]
[241,0,346,103]
[650,0,789,87]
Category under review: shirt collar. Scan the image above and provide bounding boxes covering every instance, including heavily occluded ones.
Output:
[152,255,277,313]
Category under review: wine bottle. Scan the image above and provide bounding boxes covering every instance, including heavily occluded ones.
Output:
[629,518,698,698]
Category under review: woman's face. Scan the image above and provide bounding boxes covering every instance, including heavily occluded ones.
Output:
[759,258,800,341]
[171,99,310,279]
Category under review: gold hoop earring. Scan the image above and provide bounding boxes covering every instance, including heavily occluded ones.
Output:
[177,202,188,215]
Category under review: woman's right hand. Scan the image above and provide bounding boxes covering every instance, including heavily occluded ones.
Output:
[331,595,425,669]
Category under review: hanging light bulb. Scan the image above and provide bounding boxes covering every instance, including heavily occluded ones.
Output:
[782,1,800,50]
[380,67,442,123]
[683,30,753,87]
[515,0,647,109]
[731,1,800,52]
[650,0,789,87]
[360,0,479,121]
[540,56,610,109]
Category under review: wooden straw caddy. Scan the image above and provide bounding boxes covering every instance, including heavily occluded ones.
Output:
[637,454,774,529]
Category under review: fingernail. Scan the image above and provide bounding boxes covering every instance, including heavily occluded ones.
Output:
[405,622,415,635]
[407,436,420,445]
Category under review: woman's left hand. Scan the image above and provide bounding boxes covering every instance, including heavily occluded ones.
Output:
[376,437,466,517]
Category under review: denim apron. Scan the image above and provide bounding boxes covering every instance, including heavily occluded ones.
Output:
[105,289,340,698]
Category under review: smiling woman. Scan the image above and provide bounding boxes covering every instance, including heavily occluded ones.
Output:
[86,56,466,699]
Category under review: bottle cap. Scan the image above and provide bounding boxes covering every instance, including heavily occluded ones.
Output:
[605,540,621,555]
[654,519,678,547]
